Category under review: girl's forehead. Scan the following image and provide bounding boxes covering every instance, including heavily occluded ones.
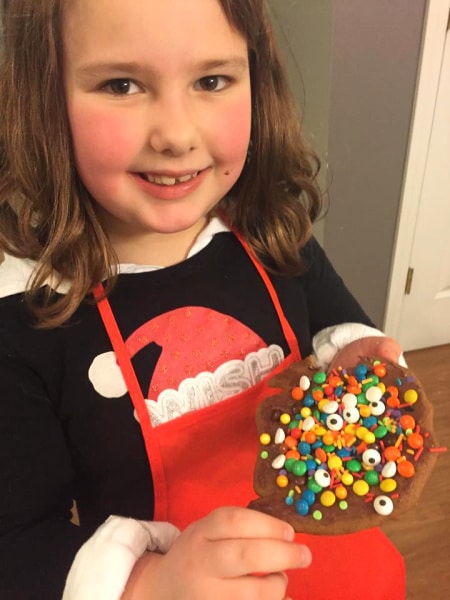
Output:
[63,0,248,70]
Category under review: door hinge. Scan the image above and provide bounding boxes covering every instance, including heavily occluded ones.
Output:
[404,267,414,295]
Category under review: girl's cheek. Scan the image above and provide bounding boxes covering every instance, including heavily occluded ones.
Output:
[69,106,138,168]
[212,97,252,159]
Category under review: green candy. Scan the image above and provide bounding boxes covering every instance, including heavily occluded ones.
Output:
[313,371,327,384]
[307,478,323,494]
[364,470,380,485]
[347,458,362,472]
[292,460,307,477]
[374,425,388,439]
[284,457,297,472]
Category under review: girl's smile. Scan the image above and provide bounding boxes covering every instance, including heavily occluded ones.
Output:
[63,0,252,264]
[133,168,211,201]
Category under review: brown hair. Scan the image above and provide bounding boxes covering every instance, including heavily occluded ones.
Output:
[0,0,322,328]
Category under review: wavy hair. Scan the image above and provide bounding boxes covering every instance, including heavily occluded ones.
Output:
[0,0,322,327]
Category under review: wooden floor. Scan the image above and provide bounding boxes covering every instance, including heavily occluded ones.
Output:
[380,344,450,599]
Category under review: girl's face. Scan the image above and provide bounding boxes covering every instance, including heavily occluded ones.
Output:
[63,0,251,263]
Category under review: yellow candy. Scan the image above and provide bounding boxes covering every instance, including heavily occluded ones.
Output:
[280,413,291,425]
[314,425,327,437]
[356,426,369,440]
[322,432,335,446]
[318,399,329,412]
[363,431,376,444]
[341,471,354,486]
[328,455,343,471]
[300,407,312,418]
[404,389,418,405]
[353,480,370,496]
[380,478,397,493]
[320,490,336,507]
[259,433,271,445]
[359,405,371,418]
[377,382,386,394]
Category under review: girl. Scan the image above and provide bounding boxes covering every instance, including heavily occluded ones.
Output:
[0,0,405,598]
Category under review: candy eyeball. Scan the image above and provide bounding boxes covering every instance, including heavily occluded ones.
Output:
[326,413,344,431]
[368,399,386,416]
[362,448,382,467]
[342,393,357,408]
[373,495,394,516]
[343,406,360,424]
[366,386,383,403]
[314,468,331,488]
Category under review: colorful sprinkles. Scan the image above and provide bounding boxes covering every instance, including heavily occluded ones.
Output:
[257,359,446,519]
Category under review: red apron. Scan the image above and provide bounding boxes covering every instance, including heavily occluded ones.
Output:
[95,232,405,599]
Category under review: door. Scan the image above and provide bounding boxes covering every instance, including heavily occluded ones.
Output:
[384,1,450,351]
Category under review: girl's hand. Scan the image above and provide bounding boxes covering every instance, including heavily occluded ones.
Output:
[122,506,311,599]
[329,335,403,371]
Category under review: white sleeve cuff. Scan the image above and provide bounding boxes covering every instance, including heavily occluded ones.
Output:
[62,516,180,600]
[312,322,406,369]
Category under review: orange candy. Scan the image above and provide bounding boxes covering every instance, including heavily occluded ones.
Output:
[315,448,327,463]
[387,396,400,408]
[399,414,416,431]
[304,431,317,444]
[397,459,415,478]
[285,449,300,460]
[291,386,304,401]
[373,364,387,378]
[335,485,348,500]
[284,435,298,449]
[407,432,424,449]
[384,445,401,462]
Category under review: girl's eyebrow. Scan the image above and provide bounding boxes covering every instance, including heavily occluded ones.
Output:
[75,56,249,78]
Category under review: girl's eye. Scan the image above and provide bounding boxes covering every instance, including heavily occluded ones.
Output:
[195,75,229,92]
[102,79,141,95]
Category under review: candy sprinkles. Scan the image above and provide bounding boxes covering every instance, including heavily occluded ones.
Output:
[249,357,446,534]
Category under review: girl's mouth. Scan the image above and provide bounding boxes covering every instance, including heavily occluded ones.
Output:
[140,171,200,186]
[133,168,209,201]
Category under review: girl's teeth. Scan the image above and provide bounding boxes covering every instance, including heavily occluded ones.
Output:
[145,172,199,185]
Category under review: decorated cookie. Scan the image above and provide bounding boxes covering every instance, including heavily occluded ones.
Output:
[249,356,446,534]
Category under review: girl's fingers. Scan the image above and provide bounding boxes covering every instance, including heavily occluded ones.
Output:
[330,336,402,370]
[193,506,295,543]
[234,572,290,600]
[199,537,312,579]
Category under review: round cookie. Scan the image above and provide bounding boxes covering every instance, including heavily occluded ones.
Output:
[248,355,445,534]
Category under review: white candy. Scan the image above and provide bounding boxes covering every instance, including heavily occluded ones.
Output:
[302,416,315,431]
[274,427,286,444]
[299,375,311,391]
[314,468,331,488]
[326,413,344,431]
[362,448,382,467]
[343,406,360,424]
[382,461,397,478]
[271,454,286,469]
[366,386,383,403]
[369,399,386,416]
[373,495,394,516]
[342,393,358,408]
[322,400,339,414]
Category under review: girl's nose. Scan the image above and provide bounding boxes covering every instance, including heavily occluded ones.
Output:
[148,96,200,157]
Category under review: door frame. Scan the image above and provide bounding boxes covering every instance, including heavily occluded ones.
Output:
[384,0,450,340]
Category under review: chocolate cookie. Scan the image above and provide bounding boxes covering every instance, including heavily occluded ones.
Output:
[249,356,445,534]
